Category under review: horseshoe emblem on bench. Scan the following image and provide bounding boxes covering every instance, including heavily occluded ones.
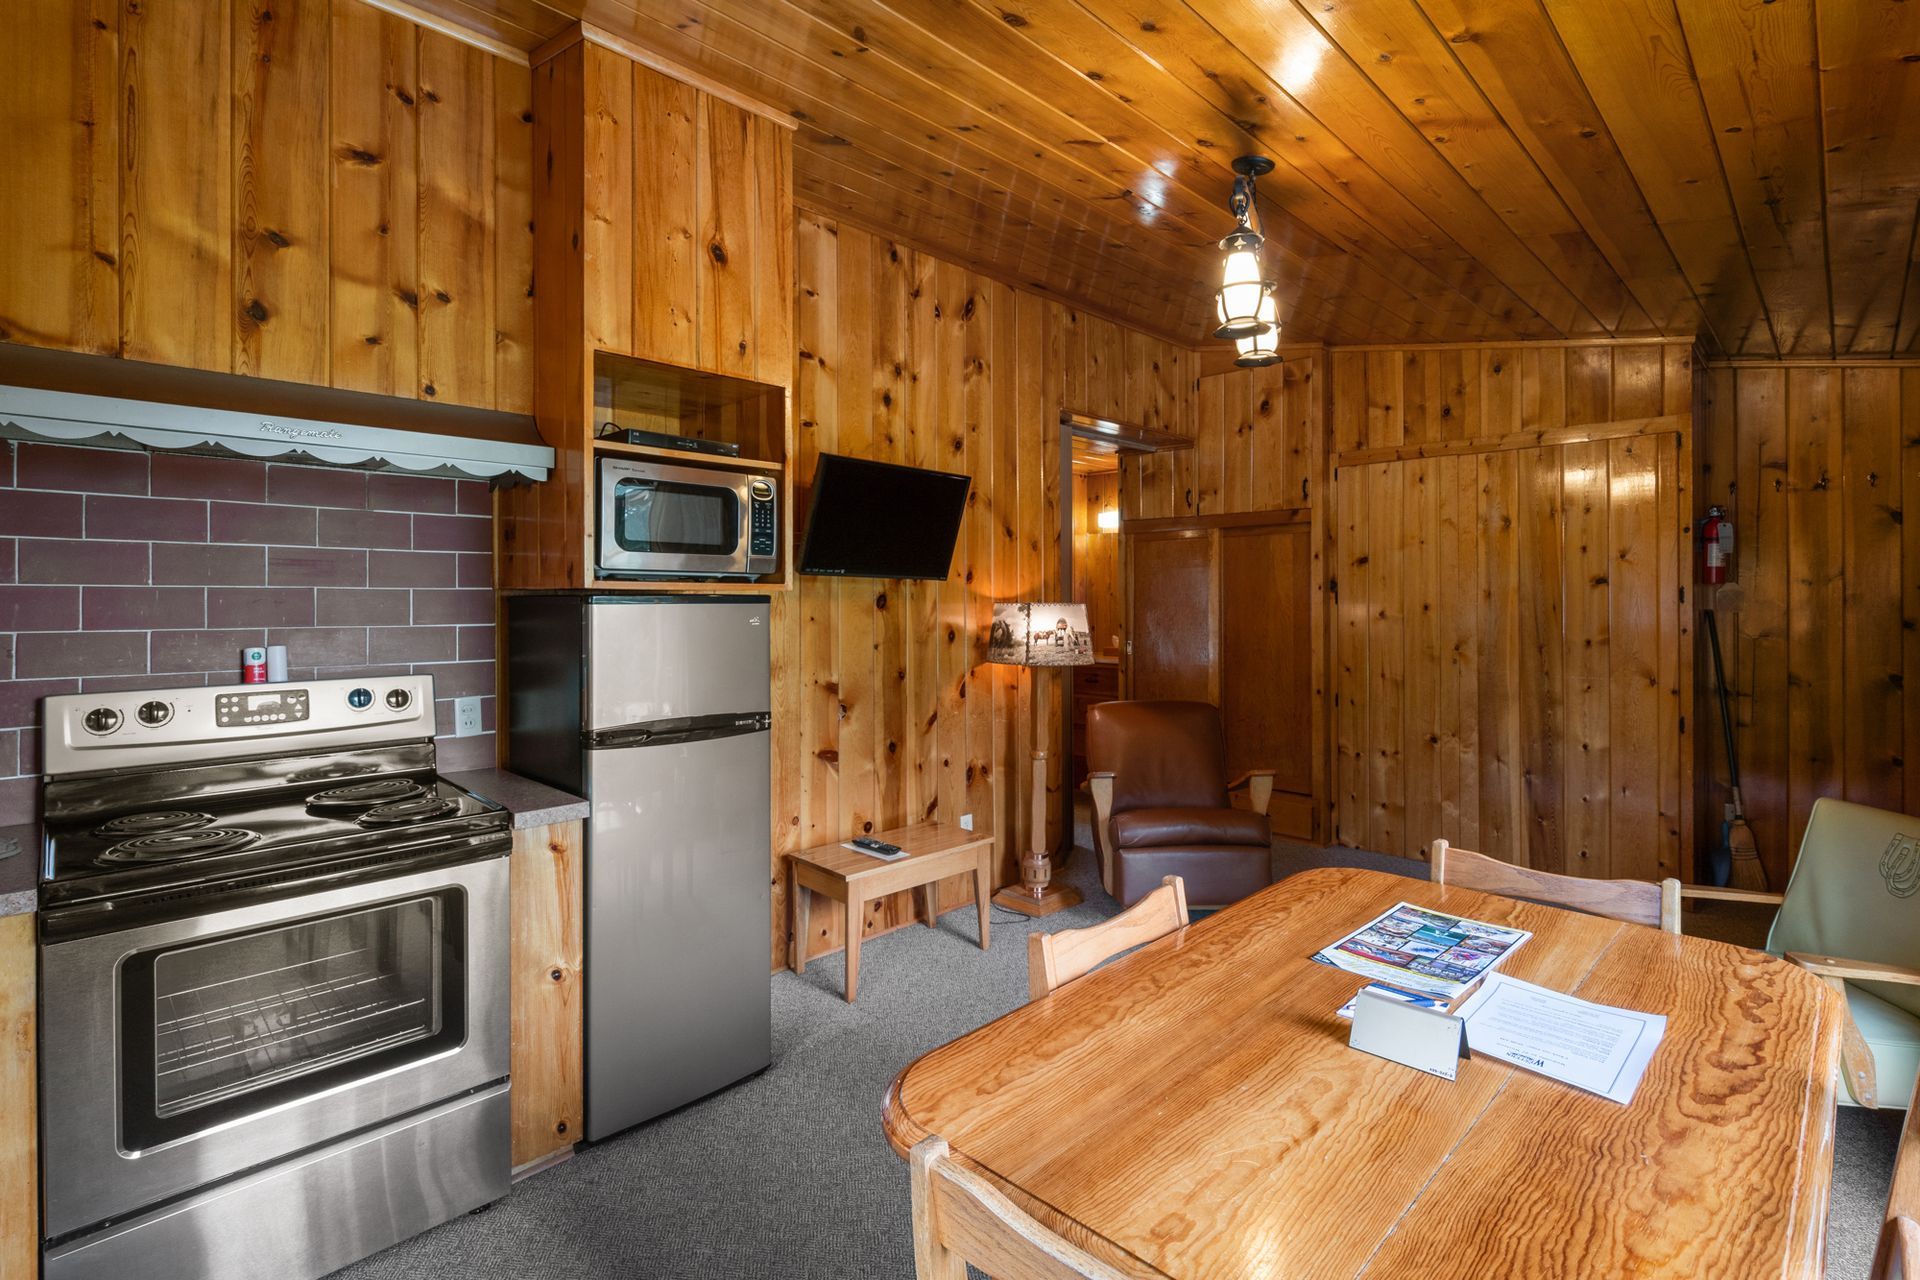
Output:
[1882,832,1920,899]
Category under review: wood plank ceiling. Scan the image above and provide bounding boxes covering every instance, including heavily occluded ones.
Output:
[405,0,1920,354]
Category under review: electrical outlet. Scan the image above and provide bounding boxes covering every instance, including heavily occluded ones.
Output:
[959,813,973,831]
[454,697,483,737]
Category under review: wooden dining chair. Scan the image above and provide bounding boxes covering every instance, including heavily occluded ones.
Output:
[1027,875,1188,1001]
[1428,840,1682,934]
[910,1135,1129,1280]
[1872,1098,1920,1279]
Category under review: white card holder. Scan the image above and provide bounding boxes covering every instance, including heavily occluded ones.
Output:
[1347,987,1470,1081]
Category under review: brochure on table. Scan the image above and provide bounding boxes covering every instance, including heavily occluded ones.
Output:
[1312,902,1531,1000]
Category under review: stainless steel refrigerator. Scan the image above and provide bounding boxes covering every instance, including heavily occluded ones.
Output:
[506,595,772,1141]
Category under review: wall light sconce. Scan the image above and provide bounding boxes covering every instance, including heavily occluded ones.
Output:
[1213,155,1277,341]
[1096,507,1120,532]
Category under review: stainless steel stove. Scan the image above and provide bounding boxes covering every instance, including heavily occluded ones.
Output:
[36,675,511,1280]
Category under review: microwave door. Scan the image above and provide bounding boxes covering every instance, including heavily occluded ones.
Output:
[597,458,762,578]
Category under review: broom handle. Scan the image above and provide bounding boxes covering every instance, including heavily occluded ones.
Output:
[1705,609,1742,796]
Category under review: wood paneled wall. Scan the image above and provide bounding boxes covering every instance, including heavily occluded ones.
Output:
[1072,471,1122,655]
[1327,342,1695,877]
[0,0,532,412]
[772,211,1191,970]
[1697,364,1920,887]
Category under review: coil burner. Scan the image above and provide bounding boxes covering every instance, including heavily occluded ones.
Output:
[100,828,260,864]
[94,811,215,839]
[306,779,431,814]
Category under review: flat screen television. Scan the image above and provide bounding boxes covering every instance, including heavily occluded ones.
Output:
[797,453,972,580]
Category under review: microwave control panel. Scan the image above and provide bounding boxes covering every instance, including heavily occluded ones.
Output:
[748,478,777,559]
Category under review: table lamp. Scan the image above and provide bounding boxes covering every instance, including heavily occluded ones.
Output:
[987,601,1094,915]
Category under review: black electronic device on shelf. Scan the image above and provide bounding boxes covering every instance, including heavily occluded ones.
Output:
[597,423,742,458]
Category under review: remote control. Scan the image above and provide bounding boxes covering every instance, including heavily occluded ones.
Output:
[852,837,902,855]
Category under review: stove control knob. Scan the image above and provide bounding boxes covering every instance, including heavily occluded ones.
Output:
[136,700,172,728]
[347,687,374,710]
[82,706,123,736]
[385,688,412,711]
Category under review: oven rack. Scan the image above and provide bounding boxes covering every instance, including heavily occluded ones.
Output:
[154,952,432,1115]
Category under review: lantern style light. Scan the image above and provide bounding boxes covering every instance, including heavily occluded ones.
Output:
[1234,293,1281,367]
[1212,155,1277,340]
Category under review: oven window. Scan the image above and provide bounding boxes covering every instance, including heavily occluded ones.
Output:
[120,891,467,1149]
[611,477,739,556]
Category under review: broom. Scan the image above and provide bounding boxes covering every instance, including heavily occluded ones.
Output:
[1704,608,1768,891]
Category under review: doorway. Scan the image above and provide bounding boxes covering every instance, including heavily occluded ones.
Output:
[1065,435,1124,792]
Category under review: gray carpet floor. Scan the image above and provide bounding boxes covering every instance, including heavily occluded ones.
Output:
[330,827,1903,1279]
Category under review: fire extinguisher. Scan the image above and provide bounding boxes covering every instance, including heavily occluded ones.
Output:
[1699,505,1734,584]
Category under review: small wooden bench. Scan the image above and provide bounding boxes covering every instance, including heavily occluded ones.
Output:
[788,823,995,1002]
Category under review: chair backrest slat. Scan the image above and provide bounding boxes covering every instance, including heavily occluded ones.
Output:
[1027,876,1189,1000]
[910,1136,1134,1280]
[1429,840,1680,935]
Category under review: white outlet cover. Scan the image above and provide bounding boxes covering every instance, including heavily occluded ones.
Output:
[454,697,483,737]
[958,813,973,831]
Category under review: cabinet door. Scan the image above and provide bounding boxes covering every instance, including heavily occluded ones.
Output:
[1127,529,1217,703]
[1220,523,1316,836]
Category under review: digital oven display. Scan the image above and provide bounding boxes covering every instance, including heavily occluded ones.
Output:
[214,688,312,727]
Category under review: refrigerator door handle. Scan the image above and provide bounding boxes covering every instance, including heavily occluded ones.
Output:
[586,711,772,750]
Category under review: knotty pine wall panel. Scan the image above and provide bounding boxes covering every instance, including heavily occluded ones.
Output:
[775,212,1192,971]
[0,0,533,414]
[1696,364,1919,888]
[1327,341,1695,879]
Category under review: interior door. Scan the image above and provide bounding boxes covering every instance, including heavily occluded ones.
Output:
[1127,528,1217,702]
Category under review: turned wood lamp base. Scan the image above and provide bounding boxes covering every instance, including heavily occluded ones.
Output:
[993,670,1081,916]
[993,880,1082,917]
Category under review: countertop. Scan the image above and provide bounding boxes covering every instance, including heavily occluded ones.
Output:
[444,769,590,831]
[0,822,38,919]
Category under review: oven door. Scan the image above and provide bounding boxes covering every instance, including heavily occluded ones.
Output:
[40,855,509,1242]
[597,457,755,578]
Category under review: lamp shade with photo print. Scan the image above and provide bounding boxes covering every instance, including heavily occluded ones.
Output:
[987,602,1095,669]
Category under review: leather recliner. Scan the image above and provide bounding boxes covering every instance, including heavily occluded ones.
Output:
[1086,700,1274,909]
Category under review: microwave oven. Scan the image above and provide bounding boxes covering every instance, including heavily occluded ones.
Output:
[596,455,778,579]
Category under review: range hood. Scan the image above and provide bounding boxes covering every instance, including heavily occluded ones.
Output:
[0,344,553,483]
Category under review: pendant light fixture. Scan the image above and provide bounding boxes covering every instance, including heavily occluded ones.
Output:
[1212,155,1277,341]
[1233,292,1281,367]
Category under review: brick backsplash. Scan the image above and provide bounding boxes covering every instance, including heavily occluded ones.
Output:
[0,442,497,825]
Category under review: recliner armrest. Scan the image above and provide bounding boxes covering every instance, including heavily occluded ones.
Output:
[1226,769,1275,816]
[1089,773,1115,895]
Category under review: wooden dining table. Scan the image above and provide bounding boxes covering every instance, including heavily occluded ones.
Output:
[882,867,1847,1278]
